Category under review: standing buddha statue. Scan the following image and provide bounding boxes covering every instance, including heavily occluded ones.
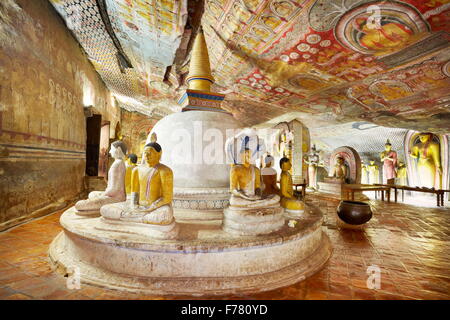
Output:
[397,161,408,186]
[368,160,380,185]
[361,160,369,184]
[409,133,442,189]
[304,145,321,190]
[380,139,397,184]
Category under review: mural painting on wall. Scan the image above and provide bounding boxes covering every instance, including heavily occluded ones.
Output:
[46,0,450,131]
[200,0,450,131]
[120,110,158,159]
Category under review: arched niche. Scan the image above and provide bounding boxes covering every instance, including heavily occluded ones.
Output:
[404,131,449,190]
[329,146,362,184]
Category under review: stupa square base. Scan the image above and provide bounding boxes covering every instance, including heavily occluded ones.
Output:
[49,205,332,296]
[222,205,285,236]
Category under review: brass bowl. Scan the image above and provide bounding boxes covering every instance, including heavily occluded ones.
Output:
[337,200,372,225]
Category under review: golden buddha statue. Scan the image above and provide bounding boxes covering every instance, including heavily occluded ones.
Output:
[397,161,408,186]
[100,142,177,229]
[229,148,280,208]
[409,133,442,189]
[280,157,304,216]
[75,141,127,216]
[330,156,347,182]
[261,154,279,197]
[361,160,369,184]
[125,153,138,198]
[368,160,380,185]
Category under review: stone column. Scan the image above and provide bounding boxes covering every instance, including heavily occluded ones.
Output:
[289,119,310,184]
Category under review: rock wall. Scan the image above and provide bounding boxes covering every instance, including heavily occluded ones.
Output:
[120,109,159,159]
[0,0,119,230]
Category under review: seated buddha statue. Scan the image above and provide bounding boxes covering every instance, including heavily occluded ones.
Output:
[74,141,127,216]
[329,156,347,182]
[280,157,304,216]
[224,147,284,236]
[125,153,138,199]
[261,154,279,197]
[229,148,280,208]
[100,142,177,229]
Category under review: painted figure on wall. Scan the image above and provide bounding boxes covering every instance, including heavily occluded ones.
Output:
[380,139,397,184]
[368,160,380,185]
[409,133,442,189]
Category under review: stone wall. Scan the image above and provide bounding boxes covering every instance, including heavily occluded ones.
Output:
[0,0,119,230]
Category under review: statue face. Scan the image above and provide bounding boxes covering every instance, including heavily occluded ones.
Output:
[282,160,292,171]
[370,161,375,165]
[337,158,344,165]
[242,149,251,165]
[109,145,117,158]
[385,144,392,152]
[419,134,431,143]
[143,146,161,166]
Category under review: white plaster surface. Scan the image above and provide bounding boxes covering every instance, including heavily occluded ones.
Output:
[49,204,332,295]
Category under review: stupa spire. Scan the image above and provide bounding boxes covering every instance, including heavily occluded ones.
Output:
[186,27,214,92]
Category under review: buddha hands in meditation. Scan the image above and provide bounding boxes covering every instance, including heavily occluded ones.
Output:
[74,141,127,215]
[101,142,175,225]
[280,157,304,215]
[229,148,280,208]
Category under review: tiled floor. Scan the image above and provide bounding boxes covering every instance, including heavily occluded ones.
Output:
[0,194,449,300]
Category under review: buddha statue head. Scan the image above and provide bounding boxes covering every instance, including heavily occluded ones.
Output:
[241,148,252,167]
[370,160,375,166]
[419,132,432,143]
[127,153,138,165]
[280,157,291,171]
[336,156,344,166]
[110,140,127,160]
[143,142,162,167]
[265,154,274,168]
[384,139,392,152]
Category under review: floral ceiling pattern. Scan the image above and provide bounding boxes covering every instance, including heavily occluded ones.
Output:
[49,0,450,133]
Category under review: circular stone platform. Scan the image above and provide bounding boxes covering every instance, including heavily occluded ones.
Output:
[49,205,332,296]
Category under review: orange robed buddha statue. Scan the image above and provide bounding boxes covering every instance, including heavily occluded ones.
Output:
[100,142,178,238]
[261,154,279,197]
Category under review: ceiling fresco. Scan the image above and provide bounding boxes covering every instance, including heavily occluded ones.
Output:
[49,0,450,133]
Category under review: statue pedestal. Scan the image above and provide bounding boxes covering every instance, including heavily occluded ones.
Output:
[222,205,285,236]
[172,187,230,221]
[49,205,331,296]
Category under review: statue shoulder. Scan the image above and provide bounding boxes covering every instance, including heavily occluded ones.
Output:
[158,163,173,176]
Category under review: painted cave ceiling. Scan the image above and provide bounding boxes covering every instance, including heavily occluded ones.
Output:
[49,0,450,133]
